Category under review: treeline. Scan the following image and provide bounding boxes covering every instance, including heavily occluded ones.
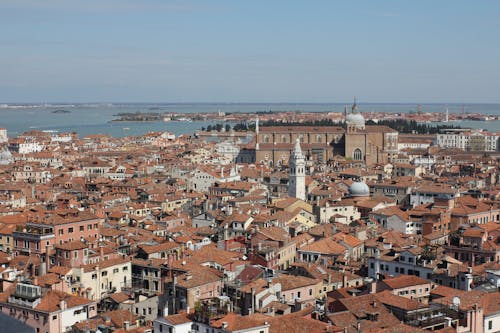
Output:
[259,118,461,134]
[262,119,343,127]
[201,124,231,132]
[365,119,461,134]
[201,122,255,132]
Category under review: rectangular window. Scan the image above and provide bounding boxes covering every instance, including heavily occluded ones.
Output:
[79,226,84,232]
[489,320,492,330]
[68,227,73,233]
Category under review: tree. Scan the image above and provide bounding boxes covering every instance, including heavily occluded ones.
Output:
[225,124,231,132]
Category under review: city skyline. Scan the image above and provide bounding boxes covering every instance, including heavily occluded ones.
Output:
[1,0,499,103]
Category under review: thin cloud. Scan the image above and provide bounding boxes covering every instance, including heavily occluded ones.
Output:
[371,11,401,18]
[0,0,208,13]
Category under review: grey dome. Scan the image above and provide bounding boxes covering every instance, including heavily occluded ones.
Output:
[349,181,370,197]
[0,147,12,165]
[346,113,365,129]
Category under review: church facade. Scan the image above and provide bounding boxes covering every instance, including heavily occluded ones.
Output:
[253,103,399,166]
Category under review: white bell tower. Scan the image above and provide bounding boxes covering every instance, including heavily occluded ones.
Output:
[288,138,306,201]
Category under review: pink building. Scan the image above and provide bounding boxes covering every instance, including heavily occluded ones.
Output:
[0,283,97,333]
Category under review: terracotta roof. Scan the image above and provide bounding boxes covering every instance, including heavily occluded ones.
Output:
[36,290,94,313]
[381,275,430,290]
[163,312,192,325]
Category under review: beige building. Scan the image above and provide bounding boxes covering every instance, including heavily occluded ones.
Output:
[71,257,132,301]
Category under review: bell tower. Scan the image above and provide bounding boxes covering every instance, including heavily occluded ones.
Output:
[288,139,306,201]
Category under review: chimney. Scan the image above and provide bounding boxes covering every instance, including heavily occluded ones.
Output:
[59,299,67,310]
[251,287,256,314]
[342,274,348,288]
[370,281,377,294]
[100,245,104,260]
[45,244,51,273]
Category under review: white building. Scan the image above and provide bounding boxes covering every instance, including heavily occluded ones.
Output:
[19,141,44,154]
[189,166,240,193]
[0,128,8,143]
[437,129,500,151]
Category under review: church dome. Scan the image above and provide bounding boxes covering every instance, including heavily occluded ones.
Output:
[0,147,12,165]
[346,113,365,129]
[349,181,370,197]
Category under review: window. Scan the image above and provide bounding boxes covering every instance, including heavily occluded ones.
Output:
[123,266,128,271]
[68,227,73,233]
[489,320,492,330]
[113,268,119,273]
[79,226,84,232]
[52,315,57,320]
[101,271,107,277]
[87,224,92,230]
[353,148,363,161]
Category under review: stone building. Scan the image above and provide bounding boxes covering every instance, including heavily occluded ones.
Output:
[254,101,398,166]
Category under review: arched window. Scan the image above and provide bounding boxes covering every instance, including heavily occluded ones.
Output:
[353,148,363,161]
[281,135,287,143]
[299,135,304,143]
[317,134,322,143]
[264,135,270,143]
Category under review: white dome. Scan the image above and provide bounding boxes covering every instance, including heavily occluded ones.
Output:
[0,147,12,165]
[349,181,370,197]
[346,113,365,129]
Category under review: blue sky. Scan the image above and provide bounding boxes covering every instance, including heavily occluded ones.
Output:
[1,0,499,103]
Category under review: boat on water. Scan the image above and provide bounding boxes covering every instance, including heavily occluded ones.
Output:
[123,127,130,131]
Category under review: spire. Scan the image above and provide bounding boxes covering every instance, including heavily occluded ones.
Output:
[293,138,302,154]
[351,96,358,113]
[255,116,260,151]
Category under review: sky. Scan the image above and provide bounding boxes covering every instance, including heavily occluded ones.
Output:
[1,0,499,103]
